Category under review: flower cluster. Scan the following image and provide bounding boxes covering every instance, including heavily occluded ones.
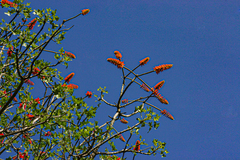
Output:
[86,91,92,98]
[62,84,79,89]
[82,9,90,15]
[7,46,13,57]
[107,58,124,69]
[154,80,165,90]
[139,57,150,66]
[120,118,128,124]
[32,68,40,75]
[19,103,26,110]
[0,133,4,143]
[35,97,40,104]
[27,114,34,120]
[140,83,150,92]
[1,0,17,7]
[153,90,169,105]
[44,131,52,136]
[161,109,174,120]
[24,79,34,85]
[27,18,37,30]
[64,73,75,83]
[114,51,122,60]
[121,99,128,103]
[119,134,126,142]
[12,151,28,160]
[65,51,76,59]
[153,64,173,74]
[133,140,140,151]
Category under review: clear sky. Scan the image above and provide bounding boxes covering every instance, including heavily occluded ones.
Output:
[2,0,240,159]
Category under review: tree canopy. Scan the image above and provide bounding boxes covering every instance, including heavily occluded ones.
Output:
[0,0,174,159]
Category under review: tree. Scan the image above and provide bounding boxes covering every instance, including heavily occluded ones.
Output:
[0,0,174,159]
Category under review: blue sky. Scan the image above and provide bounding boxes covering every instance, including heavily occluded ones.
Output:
[2,0,240,159]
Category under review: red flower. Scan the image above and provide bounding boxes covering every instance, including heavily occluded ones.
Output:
[32,67,40,75]
[82,9,90,15]
[1,0,17,7]
[0,133,4,143]
[65,51,76,59]
[139,57,150,66]
[120,118,128,124]
[27,18,37,30]
[27,67,40,75]
[19,152,24,159]
[107,58,124,69]
[28,139,32,144]
[121,99,128,104]
[133,140,140,151]
[117,158,121,160]
[67,84,79,89]
[7,46,13,57]
[154,80,165,90]
[19,103,26,110]
[114,51,122,61]
[153,90,169,104]
[44,131,52,136]
[119,134,125,142]
[153,64,173,74]
[18,151,28,159]
[35,97,40,104]
[86,91,92,98]
[140,83,150,92]
[27,114,34,120]
[64,73,75,84]
[24,79,34,85]
[161,109,174,120]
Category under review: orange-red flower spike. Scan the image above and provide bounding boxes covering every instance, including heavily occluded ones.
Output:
[64,73,75,84]
[120,118,128,124]
[32,68,40,75]
[139,57,150,66]
[153,90,169,104]
[24,79,34,85]
[65,51,76,59]
[67,84,79,89]
[153,64,173,74]
[154,80,165,90]
[82,9,90,15]
[119,134,126,142]
[121,99,128,104]
[161,109,174,120]
[133,140,140,151]
[27,18,37,30]
[114,51,122,60]
[107,58,124,69]
[86,91,92,98]
[1,0,17,7]
[27,114,34,120]
[140,83,150,92]
[7,46,13,57]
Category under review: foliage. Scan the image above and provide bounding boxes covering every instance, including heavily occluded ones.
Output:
[0,0,174,159]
